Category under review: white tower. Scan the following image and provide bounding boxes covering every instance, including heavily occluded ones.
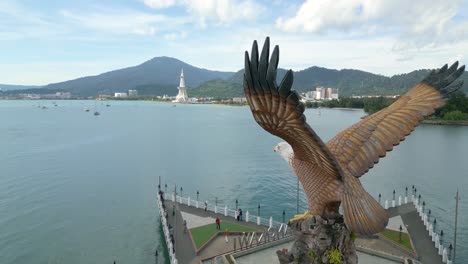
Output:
[173,69,189,103]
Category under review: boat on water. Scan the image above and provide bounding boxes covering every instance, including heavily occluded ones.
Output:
[93,101,100,116]
[84,107,90,112]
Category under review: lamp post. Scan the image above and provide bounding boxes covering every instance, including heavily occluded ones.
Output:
[405,186,408,197]
[422,201,425,213]
[180,187,183,198]
[428,209,431,222]
[449,244,453,261]
[440,230,444,245]
[158,176,161,191]
[393,190,396,201]
[282,210,285,223]
[235,199,238,210]
[399,225,403,242]
[215,197,218,206]
[164,184,167,194]
[378,193,381,204]
[196,190,199,201]
[258,204,261,217]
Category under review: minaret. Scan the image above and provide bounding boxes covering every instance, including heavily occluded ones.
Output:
[179,69,186,88]
[174,69,189,103]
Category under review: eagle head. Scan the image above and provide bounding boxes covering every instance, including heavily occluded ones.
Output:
[274,142,293,163]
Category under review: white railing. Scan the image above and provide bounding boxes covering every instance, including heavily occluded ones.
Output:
[157,194,178,264]
[165,193,287,231]
[378,187,453,263]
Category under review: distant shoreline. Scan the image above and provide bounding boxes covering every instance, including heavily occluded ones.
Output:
[420,119,468,126]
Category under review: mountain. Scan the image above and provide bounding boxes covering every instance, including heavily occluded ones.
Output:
[0,84,42,91]
[191,67,468,99]
[40,57,235,96]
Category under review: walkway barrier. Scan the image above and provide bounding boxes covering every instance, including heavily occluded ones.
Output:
[157,193,178,264]
[378,187,453,264]
[164,192,288,232]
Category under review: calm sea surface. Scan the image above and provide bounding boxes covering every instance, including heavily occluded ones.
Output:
[0,100,467,263]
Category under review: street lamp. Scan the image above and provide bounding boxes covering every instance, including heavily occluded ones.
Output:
[393,190,395,201]
[405,186,408,197]
[196,190,199,201]
[258,204,261,216]
[180,187,183,197]
[164,184,167,194]
[235,199,238,210]
[378,193,381,204]
[282,210,285,223]
[433,218,437,233]
[215,197,218,206]
[449,244,453,261]
[422,201,425,213]
[399,225,403,242]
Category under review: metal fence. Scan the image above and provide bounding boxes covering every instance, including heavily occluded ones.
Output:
[156,194,178,264]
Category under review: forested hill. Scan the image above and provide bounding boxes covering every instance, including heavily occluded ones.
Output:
[191,67,468,99]
[40,57,234,96]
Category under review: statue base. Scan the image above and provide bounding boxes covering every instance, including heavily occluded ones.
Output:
[277,214,357,264]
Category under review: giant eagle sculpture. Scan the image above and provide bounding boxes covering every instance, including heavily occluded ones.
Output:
[244,37,465,235]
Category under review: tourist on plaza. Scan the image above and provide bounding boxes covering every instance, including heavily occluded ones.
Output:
[205,201,208,212]
[215,217,221,230]
[239,208,243,221]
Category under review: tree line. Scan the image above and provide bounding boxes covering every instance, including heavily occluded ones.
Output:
[304,91,468,120]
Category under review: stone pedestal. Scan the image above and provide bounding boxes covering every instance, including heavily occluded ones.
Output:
[277,214,357,264]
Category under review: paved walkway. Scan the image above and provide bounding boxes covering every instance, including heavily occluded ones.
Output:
[164,200,272,263]
[387,203,443,264]
[164,200,199,264]
[162,199,441,264]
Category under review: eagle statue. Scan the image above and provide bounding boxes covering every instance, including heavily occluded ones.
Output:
[243,37,465,236]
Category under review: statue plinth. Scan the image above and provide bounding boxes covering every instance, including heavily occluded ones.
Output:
[277,215,357,264]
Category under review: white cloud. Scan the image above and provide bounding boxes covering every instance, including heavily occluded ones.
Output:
[60,9,172,35]
[276,0,466,49]
[164,31,188,41]
[143,0,177,9]
[143,0,264,26]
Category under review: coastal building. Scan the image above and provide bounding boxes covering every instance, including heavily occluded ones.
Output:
[233,97,247,103]
[114,92,128,97]
[173,69,189,103]
[302,87,339,101]
[128,89,138,97]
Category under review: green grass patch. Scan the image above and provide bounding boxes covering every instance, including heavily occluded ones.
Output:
[190,221,256,249]
[380,229,414,252]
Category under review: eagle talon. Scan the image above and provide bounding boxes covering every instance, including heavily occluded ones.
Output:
[288,210,312,224]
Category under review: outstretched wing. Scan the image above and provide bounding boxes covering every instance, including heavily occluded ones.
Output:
[244,37,343,181]
[327,62,465,178]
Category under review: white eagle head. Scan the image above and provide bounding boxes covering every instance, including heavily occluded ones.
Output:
[273,142,293,162]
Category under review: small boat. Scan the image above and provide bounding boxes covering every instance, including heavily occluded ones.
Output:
[84,107,90,112]
[93,101,100,116]
[106,104,110,107]
[173,105,177,107]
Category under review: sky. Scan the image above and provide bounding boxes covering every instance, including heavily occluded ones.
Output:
[0,0,467,85]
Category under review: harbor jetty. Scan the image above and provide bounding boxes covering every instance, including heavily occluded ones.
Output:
[156,185,454,264]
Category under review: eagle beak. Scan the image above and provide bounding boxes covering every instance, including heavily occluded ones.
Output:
[273,146,278,152]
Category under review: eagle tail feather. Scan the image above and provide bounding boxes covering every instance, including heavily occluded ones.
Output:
[342,185,389,235]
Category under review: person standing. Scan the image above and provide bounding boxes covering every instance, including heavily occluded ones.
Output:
[235,209,239,221]
[204,201,208,212]
[215,217,221,230]
[239,208,243,221]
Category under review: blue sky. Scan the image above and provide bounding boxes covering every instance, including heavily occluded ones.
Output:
[0,0,467,85]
